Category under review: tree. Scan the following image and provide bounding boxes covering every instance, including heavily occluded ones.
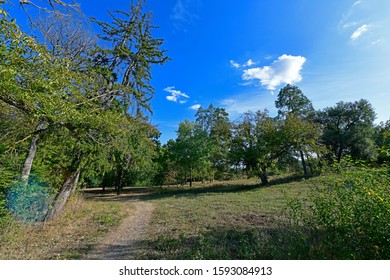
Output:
[318,99,377,163]
[374,119,390,164]
[231,110,288,185]
[195,104,232,179]
[90,0,169,114]
[171,120,211,187]
[275,84,318,176]
[275,84,314,118]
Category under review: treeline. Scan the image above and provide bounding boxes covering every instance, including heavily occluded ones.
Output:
[153,85,389,187]
[0,1,168,220]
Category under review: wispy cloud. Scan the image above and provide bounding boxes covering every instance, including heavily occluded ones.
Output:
[243,59,256,67]
[242,54,306,90]
[171,0,199,31]
[351,24,370,40]
[220,92,277,119]
[230,59,257,69]
[164,86,190,103]
[339,1,363,31]
[230,60,241,68]
[353,0,363,7]
[189,104,201,110]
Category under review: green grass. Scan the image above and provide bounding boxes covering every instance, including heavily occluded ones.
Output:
[144,175,320,259]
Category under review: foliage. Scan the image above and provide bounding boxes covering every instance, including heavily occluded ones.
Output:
[375,119,390,163]
[195,104,232,179]
[230,110,288,185]
[275,84,314,118]
[317,99,377,163]
[0,0,168,220]
[288,164,390,259]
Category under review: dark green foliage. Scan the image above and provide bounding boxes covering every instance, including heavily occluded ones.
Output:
[375,119,390,163]
[275,84,314,118]
[317,99,377,163]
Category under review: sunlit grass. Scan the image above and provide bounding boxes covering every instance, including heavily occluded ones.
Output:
[145,175,318,259]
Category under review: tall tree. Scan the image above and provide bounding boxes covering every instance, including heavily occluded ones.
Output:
[275,84,314,118]
[91,0,169,114]
[172,120,211,186]
[195,104,232,179]
[275,84,317,176]
[318,99,377,163]
[231,110,288,185]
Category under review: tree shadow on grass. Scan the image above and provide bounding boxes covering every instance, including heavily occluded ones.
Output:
[82,174,319,203]
[82,183,262,202]
[145,224,315,260]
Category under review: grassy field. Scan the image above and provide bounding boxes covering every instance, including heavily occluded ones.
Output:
[1,171,388,259]
[143,175,319,259]
[0,175,315,259]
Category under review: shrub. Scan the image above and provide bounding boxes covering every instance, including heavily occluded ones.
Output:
[288,165,390,259]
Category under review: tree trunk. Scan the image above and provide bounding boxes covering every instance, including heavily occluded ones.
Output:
[259,169,269,186]
[189,165,193,187]
[45,170,80,220]
[116,168,124,195]
[337,146,343,163]
[300,150,308,176]
[21,121,45,181]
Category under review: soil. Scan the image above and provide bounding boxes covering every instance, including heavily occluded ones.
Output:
[86,200,154,260]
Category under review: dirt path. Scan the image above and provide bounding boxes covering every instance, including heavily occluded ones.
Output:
[86,201,154,260]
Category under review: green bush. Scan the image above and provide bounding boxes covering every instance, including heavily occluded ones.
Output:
[288,165,390,259]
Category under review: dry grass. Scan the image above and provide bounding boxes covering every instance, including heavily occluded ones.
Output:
[144,175,317,259]
[0,193,131,259]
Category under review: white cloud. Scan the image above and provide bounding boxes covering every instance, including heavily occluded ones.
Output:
[230,60,241,68]
[164,86,190,103]
[243,59,256,67]
[230,59,257,68]
[189,104,201,110]
[353,1,363,6]
[242,54,306,90]
[166,95,178,102]
[342,21,358,29]
[351,24,369,40]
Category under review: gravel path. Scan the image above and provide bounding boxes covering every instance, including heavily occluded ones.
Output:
[86,201,154,260]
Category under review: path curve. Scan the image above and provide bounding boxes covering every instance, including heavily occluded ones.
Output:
[86,201,154,260]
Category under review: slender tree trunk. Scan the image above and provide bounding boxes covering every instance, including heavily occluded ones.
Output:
[116,168,124,195]
[21,121,45,181]
[259,168,269,186]
[189,165,193,187]
[300,150,308,176]
[308,158,314,175]
[337,146,343,163]
[45,170,80,220]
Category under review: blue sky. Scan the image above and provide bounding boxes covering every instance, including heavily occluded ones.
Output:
[6,0,390,143]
